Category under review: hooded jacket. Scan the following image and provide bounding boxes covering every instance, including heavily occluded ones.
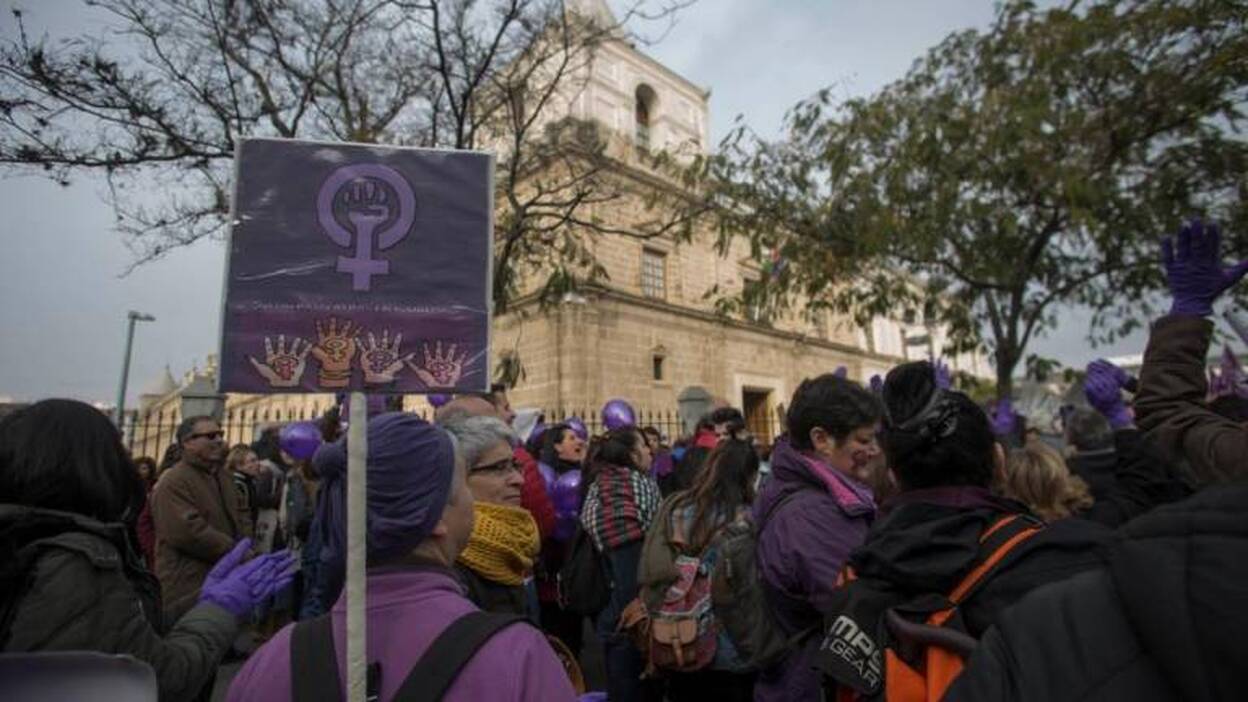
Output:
[946,484,1248,702]
[1136,315,1248,484]
[752,437,876,702]
[0,505,238,701]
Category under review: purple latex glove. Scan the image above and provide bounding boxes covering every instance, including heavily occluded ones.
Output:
[990,399,1018,437]
[1084,360,1133,429]
[932,359,951,390]
[200,539,297,618]
[1162,220,1248,317]
[869,374,884,395]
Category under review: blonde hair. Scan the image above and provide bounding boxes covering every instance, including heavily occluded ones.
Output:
[1000,440,1093,522]
[225,444,256,475]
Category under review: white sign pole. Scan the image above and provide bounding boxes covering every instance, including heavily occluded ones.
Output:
[346,392,368,701]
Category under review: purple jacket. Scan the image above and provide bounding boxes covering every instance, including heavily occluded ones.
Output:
[752,437,875,702]
[226,567,576,702]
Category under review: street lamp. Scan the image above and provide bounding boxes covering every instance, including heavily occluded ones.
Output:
[115,310,156,427]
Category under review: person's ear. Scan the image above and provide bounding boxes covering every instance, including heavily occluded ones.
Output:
[809,427,828,451]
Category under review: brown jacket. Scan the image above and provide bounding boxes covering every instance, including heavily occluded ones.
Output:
[1135,315,1247,485]
[151,460,248,621]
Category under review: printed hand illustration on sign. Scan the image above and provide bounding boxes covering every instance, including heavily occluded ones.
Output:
[311,317,359,388]
[357,329,414,385]
[406,341,467,389]
[248,335,310,388]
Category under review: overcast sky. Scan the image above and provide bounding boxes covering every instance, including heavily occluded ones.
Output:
[0,0,1157,405]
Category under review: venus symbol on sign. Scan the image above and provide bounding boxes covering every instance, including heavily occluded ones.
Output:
[316,163,417,291]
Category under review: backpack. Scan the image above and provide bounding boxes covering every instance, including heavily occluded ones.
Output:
[556,523,610,616]
[820,513,1044,702]
[290,610,525,701]
[709,488,818,670]
[621,498,725,674]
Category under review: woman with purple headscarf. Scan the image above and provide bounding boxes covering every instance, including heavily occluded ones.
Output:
[228,413,575,702]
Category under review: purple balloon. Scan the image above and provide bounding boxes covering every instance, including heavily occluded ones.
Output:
[538,461,557,494]
[601,398,637,431]
[279,421,322,461]
[566,417,588,441]
[552,469,582,515]
[428,393,452,408]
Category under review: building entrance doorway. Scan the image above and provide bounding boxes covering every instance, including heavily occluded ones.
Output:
[742,388,774,445]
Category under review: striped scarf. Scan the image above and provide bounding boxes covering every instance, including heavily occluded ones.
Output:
[581,463,661,551]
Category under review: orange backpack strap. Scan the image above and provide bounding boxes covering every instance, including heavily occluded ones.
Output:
[915,514,1042,702]
[928,513,1042,627]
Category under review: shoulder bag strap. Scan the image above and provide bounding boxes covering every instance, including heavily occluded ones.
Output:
[392,612,526,702]
[290,614,342,702]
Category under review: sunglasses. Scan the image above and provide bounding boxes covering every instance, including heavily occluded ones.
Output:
[187,430,224,442]
[470,457,521,475]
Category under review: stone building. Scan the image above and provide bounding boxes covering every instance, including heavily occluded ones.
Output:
[493,0,990,440]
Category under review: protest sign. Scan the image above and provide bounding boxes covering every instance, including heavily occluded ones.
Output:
[218,138,493,394]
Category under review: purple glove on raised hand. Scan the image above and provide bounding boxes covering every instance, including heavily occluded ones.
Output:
[200,539,298,618]
[932,358,952,390]
[990,398,1018,438]
[1084,360,1133,429]
[1162,220,1248,317]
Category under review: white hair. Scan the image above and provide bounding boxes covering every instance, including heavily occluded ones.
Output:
[441,415,516,468]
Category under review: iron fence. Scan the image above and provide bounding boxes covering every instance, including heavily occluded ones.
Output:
[122,404,784,463]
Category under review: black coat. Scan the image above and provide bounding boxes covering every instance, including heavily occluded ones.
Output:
[946,485,1248,702]
[1076,429,1192,529]
[0,504,238,701]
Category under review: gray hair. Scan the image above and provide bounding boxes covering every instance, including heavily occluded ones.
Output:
[1064,407,1113,453]
[441,415,516,469]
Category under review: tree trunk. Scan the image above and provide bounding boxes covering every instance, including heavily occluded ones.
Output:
[994,343,1019,402]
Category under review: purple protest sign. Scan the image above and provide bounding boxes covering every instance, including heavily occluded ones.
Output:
[218,138,493,394]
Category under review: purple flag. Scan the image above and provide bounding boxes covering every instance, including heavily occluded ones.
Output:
[218,138,493,394]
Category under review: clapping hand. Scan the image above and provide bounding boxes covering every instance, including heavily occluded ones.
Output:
[200,539,297,619]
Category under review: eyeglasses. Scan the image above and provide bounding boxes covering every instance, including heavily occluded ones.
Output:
[470,457,522,475]
[187,430,224,442]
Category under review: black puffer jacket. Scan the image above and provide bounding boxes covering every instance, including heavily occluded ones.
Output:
[946,485,1248,702]
[0,504,238,701]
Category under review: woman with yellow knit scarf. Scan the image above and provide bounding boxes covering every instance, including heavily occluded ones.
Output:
[443,415,541,615]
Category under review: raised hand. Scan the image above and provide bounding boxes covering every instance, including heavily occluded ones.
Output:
[311,317,359,388]
[1162,219,1248,317]
[248,335,310,388]
[1084,359,1133,429]
[931,357,952,390]
[357,329,414,385]
[406,341,466,388]
[990,398,1018,438]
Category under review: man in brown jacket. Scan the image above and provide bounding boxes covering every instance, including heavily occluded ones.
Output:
[152,415,249,621]
[1135,219,1248,486]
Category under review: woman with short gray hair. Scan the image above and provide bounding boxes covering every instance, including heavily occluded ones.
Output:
[441,416,539,617]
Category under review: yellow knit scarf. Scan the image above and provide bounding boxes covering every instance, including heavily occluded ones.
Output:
[457,502,540,586]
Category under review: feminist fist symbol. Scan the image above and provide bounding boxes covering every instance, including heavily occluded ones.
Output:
[405,341,467,389]
[311,317,359,388]
[356,329,415,385]
[248,335,310,388]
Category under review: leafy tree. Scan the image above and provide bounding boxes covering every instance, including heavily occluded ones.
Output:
[702,0,1247,398]
[0,0,698,312]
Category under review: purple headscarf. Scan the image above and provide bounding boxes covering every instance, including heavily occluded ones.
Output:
[314,412,456,566]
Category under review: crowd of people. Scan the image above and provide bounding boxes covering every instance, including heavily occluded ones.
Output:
[1,219,1246,700]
